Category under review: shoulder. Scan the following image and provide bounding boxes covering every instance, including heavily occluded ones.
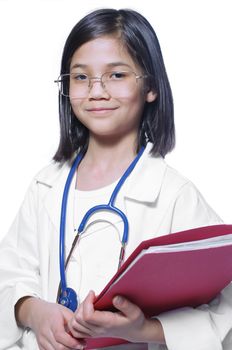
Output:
[150,156,202,202]
[33,160,69,186]
[127,145,191,202]
[163,161,190,190]
[22,160,71,203]
[131,144,222,225]
[152,157,218,212]
[160,163,223,229]
[143,143,206,197]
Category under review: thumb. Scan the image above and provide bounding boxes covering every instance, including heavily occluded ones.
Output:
[113,295,140,317]
[85,289,96,304]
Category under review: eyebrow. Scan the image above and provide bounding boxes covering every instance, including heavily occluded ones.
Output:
[70,62,133,71]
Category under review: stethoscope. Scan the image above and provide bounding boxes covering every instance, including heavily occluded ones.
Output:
[57,146,145,311]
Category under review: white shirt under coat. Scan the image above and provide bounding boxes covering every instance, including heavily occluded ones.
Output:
[0,143,231,350]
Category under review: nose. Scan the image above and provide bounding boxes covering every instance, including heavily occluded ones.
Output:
[88,77,110,99]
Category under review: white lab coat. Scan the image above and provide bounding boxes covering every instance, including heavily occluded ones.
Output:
[0,143,232,350]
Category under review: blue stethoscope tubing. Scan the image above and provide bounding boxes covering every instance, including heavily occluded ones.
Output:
[58,146,145,310]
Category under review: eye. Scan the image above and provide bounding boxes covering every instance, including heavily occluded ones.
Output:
[109,71,129,80]
[72,73,88,81]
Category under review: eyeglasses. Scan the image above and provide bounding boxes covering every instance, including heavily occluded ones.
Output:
[54,70,148,99]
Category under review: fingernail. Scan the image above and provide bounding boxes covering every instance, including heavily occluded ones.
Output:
[114,296,123,305]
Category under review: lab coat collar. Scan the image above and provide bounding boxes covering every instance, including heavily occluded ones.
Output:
[35,143,167,233]
[123,143,167,203]
[35,161,73,235]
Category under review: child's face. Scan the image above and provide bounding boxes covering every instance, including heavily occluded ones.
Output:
[69,36,156,142]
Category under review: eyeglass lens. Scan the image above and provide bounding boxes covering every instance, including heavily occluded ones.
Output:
[58,71,143,99]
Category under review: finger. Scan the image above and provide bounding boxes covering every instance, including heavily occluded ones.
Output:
[70,316,92,333]
[82,290,96,315]
[37,327,57,350]
[55,329,87,348]
[68,326,91,340]
[50,317,86,349]
[68,303,90,335]
[69,312,95,338]
[72,290,96,328]
[38,336,56,350]
[112,295,142,319]
[71,291,113,332]
[81,290,97,323]
[70,317,107,339]
[39,344,54,350]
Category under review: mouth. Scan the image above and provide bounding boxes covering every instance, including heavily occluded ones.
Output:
[85,107,119,115]
[86,107,118,111]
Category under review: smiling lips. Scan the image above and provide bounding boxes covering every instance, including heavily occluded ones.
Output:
[86,107,119,113]
[86,107,118,112]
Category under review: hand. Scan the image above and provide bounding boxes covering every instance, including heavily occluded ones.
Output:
[16,297,86,350]
[68,291,165,344]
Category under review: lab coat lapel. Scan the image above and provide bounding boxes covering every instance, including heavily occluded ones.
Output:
[119,149,167,257]
[35,161,72,235]
[123,145,167,204]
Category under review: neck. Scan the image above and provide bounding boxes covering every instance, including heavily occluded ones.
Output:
[76,135,140,190]
[86,134,138,166]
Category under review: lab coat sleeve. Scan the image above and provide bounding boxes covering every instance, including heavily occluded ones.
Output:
[156,182,232,350]
[0,181,41,349]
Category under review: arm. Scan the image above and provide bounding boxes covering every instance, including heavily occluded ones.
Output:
[0,180,84,350]
[156,182,231,350]
[0,183,41,348]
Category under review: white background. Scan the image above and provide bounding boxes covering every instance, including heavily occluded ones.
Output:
[0,0,231,241]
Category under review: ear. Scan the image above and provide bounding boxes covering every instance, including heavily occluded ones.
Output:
[146,90,157,103]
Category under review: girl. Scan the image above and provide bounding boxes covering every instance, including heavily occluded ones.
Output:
[0,8,232,350]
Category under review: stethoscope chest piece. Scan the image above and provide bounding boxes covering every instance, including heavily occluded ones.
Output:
[58,287,79,312]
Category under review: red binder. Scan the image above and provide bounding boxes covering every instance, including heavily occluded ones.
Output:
[84,224,232,349]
